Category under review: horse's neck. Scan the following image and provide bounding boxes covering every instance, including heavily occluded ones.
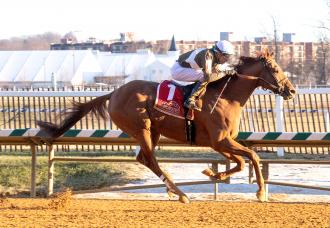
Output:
[232,76,259,105]
[210,76,258,107]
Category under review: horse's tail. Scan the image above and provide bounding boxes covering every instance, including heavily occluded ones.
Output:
[37,93,112,138]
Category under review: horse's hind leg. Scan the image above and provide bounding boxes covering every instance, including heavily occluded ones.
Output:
[135,128,190,203]
[202,152,245,181]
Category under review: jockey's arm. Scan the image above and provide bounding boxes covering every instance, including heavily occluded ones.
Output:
[206,71,226,83]
[200,50,236,83]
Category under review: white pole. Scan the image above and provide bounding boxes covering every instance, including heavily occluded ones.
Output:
[135,146,141,157]
[51,72,57,91]
[275,95,284,157]
[48,145,55,196]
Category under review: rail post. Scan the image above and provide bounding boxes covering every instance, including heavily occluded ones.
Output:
[48,145,55,196]
[275,95,284,157]
[211,162,218,200]
[248,161,254,184]
[30,144,37,197]
[261,162,269,200]
[225,160,231,184]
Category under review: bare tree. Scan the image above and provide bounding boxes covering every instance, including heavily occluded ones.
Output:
[271,15,280,62]
[314,0,330,85]
[0,32,61,50]
[315,32,330,84]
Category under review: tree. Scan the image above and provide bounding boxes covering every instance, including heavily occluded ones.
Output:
[314,0,330,85]
[0,32,61,50]
[315,33,329,84]
[271,15,280,62]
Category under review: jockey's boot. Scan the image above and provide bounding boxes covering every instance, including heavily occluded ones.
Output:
[184,81,207,111]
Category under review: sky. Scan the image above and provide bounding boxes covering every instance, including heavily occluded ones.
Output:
[0,0,329,42]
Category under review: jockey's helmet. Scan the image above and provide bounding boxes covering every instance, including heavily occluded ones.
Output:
[214,40,235,55]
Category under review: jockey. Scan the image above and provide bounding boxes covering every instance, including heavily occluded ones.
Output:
[171,40,236,111]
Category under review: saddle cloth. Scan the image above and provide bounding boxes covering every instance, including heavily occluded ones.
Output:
[154,80,194,120]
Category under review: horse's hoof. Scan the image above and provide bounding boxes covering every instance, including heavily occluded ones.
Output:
[202,168,215,177]
[167,190,175,199]
[179,195,190,204]
[214,173,228,181]
[256,190,267,202]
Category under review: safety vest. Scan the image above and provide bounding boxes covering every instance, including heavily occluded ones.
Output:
[185,48,206,70]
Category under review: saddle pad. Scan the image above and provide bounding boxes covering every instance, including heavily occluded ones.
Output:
[154,80,185,119]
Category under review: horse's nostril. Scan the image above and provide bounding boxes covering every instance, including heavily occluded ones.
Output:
[290,89,296,94]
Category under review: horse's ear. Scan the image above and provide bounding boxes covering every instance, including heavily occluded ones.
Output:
[263,48,269,56]
[262,48,275,59]
[255,51,262,57]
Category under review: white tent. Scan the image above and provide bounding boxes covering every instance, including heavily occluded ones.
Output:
[0,50,103,86]
[96,52,156,83]
[0,49,180,88]
[140,54,177,82]
[0,51,31,82]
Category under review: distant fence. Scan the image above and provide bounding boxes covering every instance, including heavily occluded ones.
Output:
[0,88,330,154]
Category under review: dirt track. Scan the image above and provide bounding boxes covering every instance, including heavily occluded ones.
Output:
[0,198,329,227]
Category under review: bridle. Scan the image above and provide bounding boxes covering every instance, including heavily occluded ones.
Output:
[236,57,288,96]
[258,58,288,95]
[210,56,289,114]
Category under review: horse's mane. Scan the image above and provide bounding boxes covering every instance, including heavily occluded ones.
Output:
[236,49,274,66]
[236,49,278,71]
[236,56,259,68]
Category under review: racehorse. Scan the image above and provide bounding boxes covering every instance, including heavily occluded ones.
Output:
[38,49,296,203]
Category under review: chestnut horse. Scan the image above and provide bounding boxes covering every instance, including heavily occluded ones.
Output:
[38,50,296,203]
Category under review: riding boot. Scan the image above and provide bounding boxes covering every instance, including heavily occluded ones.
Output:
[184,81,208,111]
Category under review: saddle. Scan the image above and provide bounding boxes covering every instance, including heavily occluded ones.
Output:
[154,80,196,144]
[170,80,197,102]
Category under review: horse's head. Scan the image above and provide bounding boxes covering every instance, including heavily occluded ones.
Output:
[237,49,296,100]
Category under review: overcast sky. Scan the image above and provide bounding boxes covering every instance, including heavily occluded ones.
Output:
[0,0,329,42]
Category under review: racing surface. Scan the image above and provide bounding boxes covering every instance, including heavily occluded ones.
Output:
[0,197,329,227]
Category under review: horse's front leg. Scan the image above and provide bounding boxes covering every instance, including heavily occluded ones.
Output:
[137,151,189,203]
[202,152,245,181]
[211,137,266,202]
[135,129,190,203]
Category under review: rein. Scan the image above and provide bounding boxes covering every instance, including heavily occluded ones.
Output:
[210,76,232,114]
[237,73,287,95]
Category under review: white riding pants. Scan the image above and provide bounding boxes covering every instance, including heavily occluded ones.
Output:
[170,62,204,82]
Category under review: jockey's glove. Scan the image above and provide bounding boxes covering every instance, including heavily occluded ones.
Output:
[224,68,237,76]
[214,64,237,75]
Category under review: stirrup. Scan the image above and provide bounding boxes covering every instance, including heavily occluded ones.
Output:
[184,99,201,111]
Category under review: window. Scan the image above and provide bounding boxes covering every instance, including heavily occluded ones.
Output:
[255,46,261,51]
